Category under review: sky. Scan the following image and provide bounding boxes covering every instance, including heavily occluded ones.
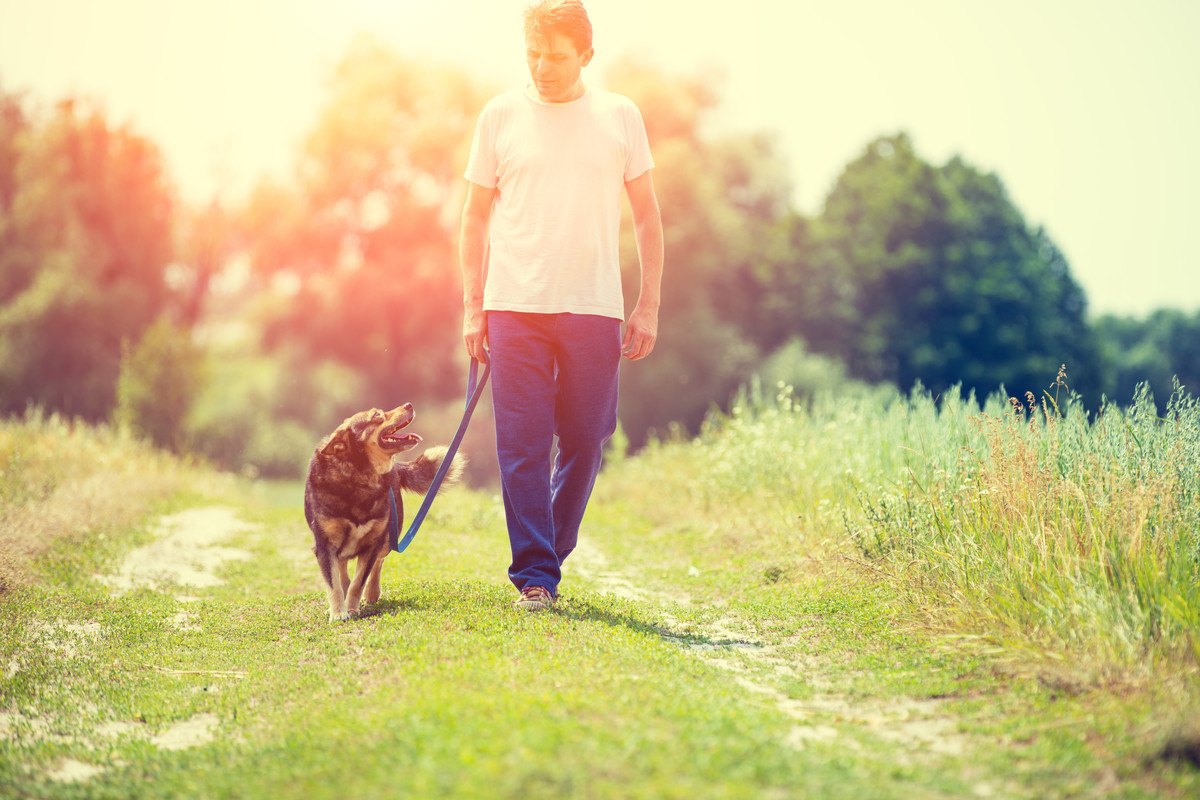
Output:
[1,0,1198,316]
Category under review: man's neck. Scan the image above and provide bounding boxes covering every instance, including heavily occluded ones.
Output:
[527,81,587,104]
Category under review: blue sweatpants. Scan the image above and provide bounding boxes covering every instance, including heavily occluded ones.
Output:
[486,311,621,598]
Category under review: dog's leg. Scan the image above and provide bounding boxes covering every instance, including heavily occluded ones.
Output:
[315,543,343,622]
[323,548,351,622]
[364,545,387,606]
[337,559,352,604]
[346,547,384,615]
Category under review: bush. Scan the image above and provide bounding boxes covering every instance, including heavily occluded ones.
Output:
[753,337,869,399]
[114,317,205,451]
[186,351,365,478]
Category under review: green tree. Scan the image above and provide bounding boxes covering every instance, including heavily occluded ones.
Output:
[801,134,1100,401]
[607,62,794,441]
[239,35,491,407]
[114,317,204,450]
[1095,309,1200,406]
[236,47,798,444]
[0,94,175,420]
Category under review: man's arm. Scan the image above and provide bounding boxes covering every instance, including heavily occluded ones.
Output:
[460,181,496,363]
[622,170,663,361]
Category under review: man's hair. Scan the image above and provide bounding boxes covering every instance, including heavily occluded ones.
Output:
[524,0,593,54]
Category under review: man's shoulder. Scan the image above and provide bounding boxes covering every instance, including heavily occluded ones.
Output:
[589,87,643,114]
[480,89,528,114]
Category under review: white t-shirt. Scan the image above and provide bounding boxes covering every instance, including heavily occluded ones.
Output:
[464,86,655,320]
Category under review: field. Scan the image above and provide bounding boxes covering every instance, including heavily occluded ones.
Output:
[1,384,1198,799]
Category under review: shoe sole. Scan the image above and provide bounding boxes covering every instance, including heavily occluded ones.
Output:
[513,597,556,612]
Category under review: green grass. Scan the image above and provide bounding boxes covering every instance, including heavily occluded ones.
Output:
[669,376,1200,678]
[0,409,234,593]
[2,395,1199,798]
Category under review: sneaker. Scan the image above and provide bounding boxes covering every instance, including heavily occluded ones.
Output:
[513,585,556,612]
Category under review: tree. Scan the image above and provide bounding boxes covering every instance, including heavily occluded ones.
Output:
[1095,309,1200,406]
[0,94,175,420]
[114,316,204,450]
[236,47,799,444]
[606,62,795,441]
[239,35,492,407]
[798,134,1100,401]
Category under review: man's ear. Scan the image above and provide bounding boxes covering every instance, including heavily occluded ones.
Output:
[581,47,594,67]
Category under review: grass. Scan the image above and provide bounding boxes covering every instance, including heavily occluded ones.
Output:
[0,409,234,593]
[676,374,1200,680]
[1,388,1199,798]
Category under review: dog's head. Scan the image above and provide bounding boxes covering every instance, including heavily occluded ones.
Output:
[315,404,421,475]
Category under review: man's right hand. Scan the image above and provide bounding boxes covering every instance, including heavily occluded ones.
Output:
[463,305,488,363]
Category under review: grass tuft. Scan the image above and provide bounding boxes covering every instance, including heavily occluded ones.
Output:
[600,374,1200,682]
[0,407,233,591]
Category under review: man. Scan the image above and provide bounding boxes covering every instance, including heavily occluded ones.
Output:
[460,0,663,611]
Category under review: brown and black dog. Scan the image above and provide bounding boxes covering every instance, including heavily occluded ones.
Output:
[304,404,463,621]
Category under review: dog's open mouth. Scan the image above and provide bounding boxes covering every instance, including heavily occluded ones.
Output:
[378,407,421,451]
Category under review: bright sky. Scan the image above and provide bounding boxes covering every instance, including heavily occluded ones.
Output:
[2,0,1198,316]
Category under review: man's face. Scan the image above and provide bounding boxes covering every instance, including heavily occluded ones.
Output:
[526,31,593,103]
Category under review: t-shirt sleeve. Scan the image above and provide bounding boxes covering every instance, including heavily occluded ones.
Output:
[464,105,498,188]
[623,102,655,182]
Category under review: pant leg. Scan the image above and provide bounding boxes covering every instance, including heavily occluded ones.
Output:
[550,313,622,563]
[486,311,560,593]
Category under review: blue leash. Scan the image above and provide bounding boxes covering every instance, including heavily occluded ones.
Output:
[389,358,491,553]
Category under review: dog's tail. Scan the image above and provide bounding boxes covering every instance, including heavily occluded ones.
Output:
[395,446,466,495]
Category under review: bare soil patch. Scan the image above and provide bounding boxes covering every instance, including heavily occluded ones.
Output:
[96,506,255,596]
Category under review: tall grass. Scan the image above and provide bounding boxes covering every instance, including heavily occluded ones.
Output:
[0,408,229,591]
[643,374,1200,678]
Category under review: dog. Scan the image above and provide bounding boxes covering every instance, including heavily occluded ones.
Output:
[304,404,463,621]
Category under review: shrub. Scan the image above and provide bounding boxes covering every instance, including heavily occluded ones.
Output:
[114,317,204,451]
[185,352,365,478]
[753,337,865,399]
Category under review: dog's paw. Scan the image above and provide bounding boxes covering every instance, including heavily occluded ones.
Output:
[328,610,352,623]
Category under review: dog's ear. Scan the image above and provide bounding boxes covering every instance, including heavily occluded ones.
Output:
[320,431,349,456]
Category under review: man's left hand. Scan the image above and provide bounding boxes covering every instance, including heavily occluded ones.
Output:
[622,304,659,361]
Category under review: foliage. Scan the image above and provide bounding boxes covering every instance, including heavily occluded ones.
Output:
[0,93,174,421]
[7,45,1198,467]
[750,337,878,402]
[607,63,796,442]
[185,351,366,478]
[238,35,491,406]
[1096,309,1200,408]
[114,317,205,451]
[636,371,1200,676]
[0,408,221,591]
[779,134,1103,403]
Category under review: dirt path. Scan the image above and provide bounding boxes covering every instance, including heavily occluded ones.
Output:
[4,506,254,786]
[570,535,978,772]
[96,506,255,599]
